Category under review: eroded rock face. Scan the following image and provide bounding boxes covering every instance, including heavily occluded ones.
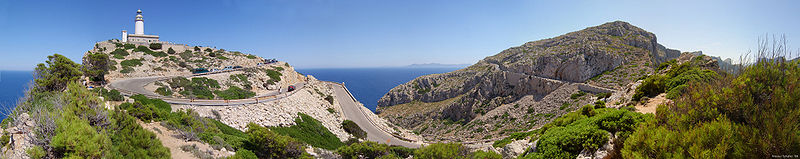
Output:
[378,21,681,141]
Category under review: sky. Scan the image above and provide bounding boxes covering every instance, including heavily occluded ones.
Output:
[0,0,798,70]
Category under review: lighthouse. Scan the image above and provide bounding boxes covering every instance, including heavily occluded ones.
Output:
[134,9,144,35]
[122,9,160,43]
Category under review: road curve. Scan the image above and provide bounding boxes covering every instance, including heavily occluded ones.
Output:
[330,83,420,148]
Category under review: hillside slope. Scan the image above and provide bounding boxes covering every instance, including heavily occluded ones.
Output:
[377,21,681,142]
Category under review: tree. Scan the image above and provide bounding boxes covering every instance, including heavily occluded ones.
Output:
[83,52,111,82]
[34,54,83,92]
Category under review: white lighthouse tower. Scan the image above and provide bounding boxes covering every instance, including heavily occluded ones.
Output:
[122,9,159,43]
[134,9,144,35]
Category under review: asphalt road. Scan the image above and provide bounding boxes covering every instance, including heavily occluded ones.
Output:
[330,83,420,148]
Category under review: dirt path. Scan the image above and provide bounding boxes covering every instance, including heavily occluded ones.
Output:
[635,93,668,114]
[138,121,234,159]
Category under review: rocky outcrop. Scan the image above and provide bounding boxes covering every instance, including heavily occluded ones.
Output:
[378,21,682,142]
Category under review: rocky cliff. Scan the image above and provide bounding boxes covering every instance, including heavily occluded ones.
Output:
[377,21,681,142]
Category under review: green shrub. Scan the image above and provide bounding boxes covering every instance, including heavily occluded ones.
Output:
[95,88,123,101]
[594,100,606,109]
[111,48,130,59]
[520,109,651,159]
[414,142,469,159]
[120,59,143,67]
[123,43,136,49]
[245,123,308,158]
[389,146,415,158]
[119,101,165,122]
[51,117,111,158]
[228,149,257,159]
[632,75,666,101]
[570,91,586,99]
[149,43,162,50]
[0,133,9,147]
[156,86,173,96]
[270,113,344,150]
[337,141,390,159]
[622,59,800,158]
[108,109,171,158]
[559,102,570,110]
[167,48,176,54]
[265,69,282,82]
[215,86,255,100]
[595,92,611,99]
[27,146,46,159]
[342,120,367,139]
[246,54,257,59]
[469,150,502,159]
[229,74,252,90]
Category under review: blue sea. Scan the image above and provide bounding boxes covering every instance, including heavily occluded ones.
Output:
[297,67,460,112]
[0,71,34,119]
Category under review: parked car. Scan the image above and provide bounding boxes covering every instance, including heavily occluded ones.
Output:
[233,66,243,69]
[192,68,210,74]
[222,66,233,71]
[287,85,295,92]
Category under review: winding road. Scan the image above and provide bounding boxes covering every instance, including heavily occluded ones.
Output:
[330,83,420,148]
[108,72,420,148]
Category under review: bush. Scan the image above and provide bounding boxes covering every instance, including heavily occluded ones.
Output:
[228,149,257,159]
[265,69,282,82]
[342,120,367,139]
[622,59,800,158]
[27,146,46,159]
[414,142,469,159]
[149,43,162,50]
[520,109,651,159]
[570,91,586,99]
[594,100,606,109]
[0,133,9,147]
[337,141,390,159]
[632,75,666,101]
[469,150,502,159]
[156,86,173,96]
[95,88,123,101]
[595,92,611,99]
[120,59,143,67]
[246,54,257,59]
[123,43,136,49]
[51,117,111,158]
[111,48,130,59]
[167,48,176,54]
[270,113,344,150]
[108,109,171,158]
[245,123,308,158]
[215,86,255,100]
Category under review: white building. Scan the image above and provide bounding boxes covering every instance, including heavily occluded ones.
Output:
[122,9,159,43]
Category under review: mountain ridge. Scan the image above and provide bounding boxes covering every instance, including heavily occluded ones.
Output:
[376,21,681,142]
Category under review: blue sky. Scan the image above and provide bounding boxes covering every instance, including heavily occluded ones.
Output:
[0,0,798,70]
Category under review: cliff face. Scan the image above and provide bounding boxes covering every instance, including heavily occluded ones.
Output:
[377,21,680,142]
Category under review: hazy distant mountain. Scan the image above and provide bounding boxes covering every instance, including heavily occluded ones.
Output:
[404,63,470,68]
